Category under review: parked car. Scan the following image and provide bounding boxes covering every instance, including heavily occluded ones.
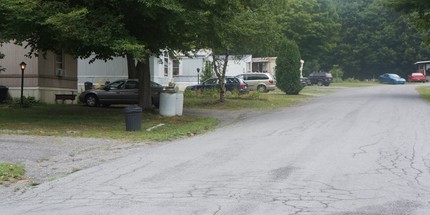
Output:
[307,72,333,86]
[378,73,406,84]
[300,77,308,87]
[185,77,249,94]
[79,79,173,107]
[407,73,427,83]
[235,73,276,92]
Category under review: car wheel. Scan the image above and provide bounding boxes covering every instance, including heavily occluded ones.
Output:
[85,94,98,107]
[317,81,323,86]
[102,104,111,107]
[257,85,267,92]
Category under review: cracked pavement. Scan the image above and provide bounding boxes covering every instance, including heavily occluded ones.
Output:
[2,84,430,214]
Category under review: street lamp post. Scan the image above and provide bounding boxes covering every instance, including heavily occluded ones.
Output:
[197,68,200,84]
[19,62,26,107]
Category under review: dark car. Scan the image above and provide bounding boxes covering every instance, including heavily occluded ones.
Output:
[79,79,173,107]
[185,77,249,93]
[307,72,333,86]
[300,77,308,87]
[378,73,405,84]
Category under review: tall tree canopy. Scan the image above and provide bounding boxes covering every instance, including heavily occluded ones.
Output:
[193,0,282,102]
[1,0,282,105]
[385,0,430,44]
[280,0,340,61]
[0,0,207,109]
[275,39,303,95]
[328,0,430,79]
[257,0,339,61]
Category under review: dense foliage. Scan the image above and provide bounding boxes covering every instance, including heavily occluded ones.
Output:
[275,39,303,95]
[327,0,430,79]
[0,0,281,104]
[386,0,430,44]
[1,0,430,92]
[195,1,280,102]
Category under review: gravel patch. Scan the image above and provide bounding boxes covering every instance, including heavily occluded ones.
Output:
[0,135,154,198]
[0,108,255,199]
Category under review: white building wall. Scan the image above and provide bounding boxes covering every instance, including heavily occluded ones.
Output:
[78,55,172,92]
[181,58,204,76]
[78,56,127,91]
[224,55,252,76]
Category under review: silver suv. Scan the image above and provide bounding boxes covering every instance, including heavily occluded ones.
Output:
[235,73,277,92]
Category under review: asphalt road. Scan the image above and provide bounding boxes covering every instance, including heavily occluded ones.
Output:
[2,84,430,215]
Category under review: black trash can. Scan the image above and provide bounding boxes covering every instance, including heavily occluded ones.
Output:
[124,105,142,131]
[0,86,8,103]
[84,82,93,91]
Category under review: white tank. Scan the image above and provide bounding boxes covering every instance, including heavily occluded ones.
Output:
[175,93,184,116]
[159,93,176,116]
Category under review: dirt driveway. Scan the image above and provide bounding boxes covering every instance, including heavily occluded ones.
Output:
[0,108,254,198]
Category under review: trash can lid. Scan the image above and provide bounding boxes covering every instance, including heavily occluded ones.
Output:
[162,87,177,94]
[124,105,143,113]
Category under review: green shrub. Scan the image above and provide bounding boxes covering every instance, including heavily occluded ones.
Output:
[329,65,344,80]
[332,77,343,83]
[184,88,220,98]
[344,77,360,83]
[0,163,25,183]
[240,91,261,100]
[201,61,214,82]
[275,39,303,95]
[7,96,40,108]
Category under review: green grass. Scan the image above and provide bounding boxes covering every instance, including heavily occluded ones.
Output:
[417,86,430,102]
[184,87,334,110]
[330,81,379,87]
[0,82,372,142]
[0,104,218,142]
[0,82,374,185]
[0,163,25,184]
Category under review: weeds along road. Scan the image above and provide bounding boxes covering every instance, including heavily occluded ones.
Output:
[2,84,430,215]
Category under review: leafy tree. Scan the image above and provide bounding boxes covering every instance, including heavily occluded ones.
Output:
[194,0,282,103]
[385,0,430,44]
[329,0,430,79]
[329,65,344,80]
[275,39,303,95]
[260,0,340,63]
[1,0,283,106]
[200,61,214,83]
[0,0,202,109]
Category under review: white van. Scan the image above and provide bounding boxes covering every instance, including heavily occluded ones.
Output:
[235,73,277,92]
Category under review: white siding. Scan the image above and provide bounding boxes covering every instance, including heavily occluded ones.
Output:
[78,56,127,85]
[78,55,173,91]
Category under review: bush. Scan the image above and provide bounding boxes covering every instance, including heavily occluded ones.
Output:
[184,88,255,100]
[0,163,25,183]
[344,77,361,83]
[329,65,344,80]
[7,96,40,108]
[332,77,343,83]
[200,61,214,83]
[184,88,220,99]
[275,39,303,95]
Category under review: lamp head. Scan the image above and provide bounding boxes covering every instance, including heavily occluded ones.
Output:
[19,62,27,70]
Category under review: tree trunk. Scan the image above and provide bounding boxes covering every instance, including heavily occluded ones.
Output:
[137,57,153,110]
[126,54,138,79]
[212,51,228,103]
